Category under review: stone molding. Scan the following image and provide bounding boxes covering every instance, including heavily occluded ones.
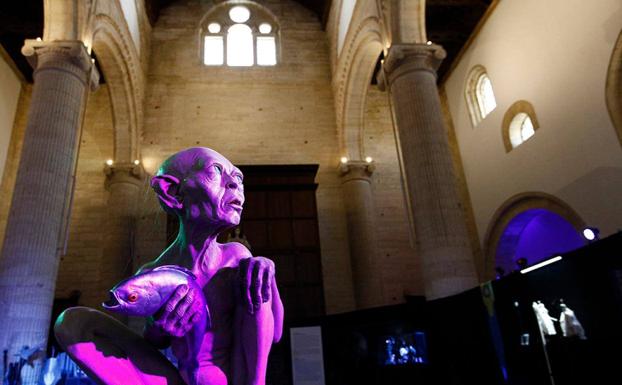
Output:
[379,43,446,89]
[339,160,375,183]
[22,40,100,90]
[104,163,146,190]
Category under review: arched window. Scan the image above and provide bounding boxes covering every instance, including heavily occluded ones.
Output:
[502,100,540,151]
[465,65,497,126]
[200,2,279,67]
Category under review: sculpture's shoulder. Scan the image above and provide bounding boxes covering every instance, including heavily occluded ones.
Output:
[219,241,253,267]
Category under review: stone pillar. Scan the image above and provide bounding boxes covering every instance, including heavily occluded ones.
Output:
[339,160,383,308]
[0,40,98,366]
[99,163,145,301]
[380,44,477,299]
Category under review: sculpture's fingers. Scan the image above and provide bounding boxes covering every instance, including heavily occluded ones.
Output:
[242,258,253,314]
[179,306,198,329]
[252,261,263,310]
[172,285,195,321]
[261,262,271,303]
[162,284,188,329]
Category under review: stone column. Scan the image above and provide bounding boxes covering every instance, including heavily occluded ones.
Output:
[99,163,145,301]
[339,160,383,308]
[0,40,98,364]
[379,44,477,299]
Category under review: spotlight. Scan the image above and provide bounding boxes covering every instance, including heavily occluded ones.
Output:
[134,159,140,165]
[365,156,373,163]
[340,157,348,164]
[582,227,599,242]
[106,159,113,166]
[426,41,432,45]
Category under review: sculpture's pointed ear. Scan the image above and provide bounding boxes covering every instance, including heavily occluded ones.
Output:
[151,174,183,211]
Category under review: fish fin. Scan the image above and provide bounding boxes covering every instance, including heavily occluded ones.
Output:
[151,265,197,280]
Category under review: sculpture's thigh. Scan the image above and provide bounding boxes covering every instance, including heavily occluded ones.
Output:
[55,306,186,385]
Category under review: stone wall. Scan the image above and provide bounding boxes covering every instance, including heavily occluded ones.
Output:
[141,0,357,313]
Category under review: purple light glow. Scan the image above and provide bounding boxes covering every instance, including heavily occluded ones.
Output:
[495,209,585,274]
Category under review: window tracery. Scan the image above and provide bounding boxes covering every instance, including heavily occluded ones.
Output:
[200,2,279,67]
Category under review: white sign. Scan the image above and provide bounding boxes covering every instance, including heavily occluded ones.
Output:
[290,326,326,385]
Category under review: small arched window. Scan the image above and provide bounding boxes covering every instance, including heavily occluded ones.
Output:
[502,100,540,152]
[200,2,279,67]
[465,65,497,127]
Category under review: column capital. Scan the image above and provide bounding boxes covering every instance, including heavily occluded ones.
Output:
[104,163,146,190]
[22,39,100,90]
[378,43,446,90]
[339,160,375,182]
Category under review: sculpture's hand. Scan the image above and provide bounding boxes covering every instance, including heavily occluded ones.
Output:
[239,256,275,314]
[153,284,205,337]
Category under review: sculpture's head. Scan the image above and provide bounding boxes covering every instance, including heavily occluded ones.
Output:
[151,147,244,231]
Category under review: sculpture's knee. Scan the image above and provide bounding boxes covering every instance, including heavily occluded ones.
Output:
[54,306,93,349]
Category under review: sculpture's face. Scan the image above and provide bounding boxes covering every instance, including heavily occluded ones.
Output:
[181,149,244,228]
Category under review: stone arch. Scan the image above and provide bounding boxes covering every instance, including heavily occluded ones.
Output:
[43,0,144,164]
[482,192,585,280]
[335,11,385,159]
[89,13,142,163]
[606,29,622,147]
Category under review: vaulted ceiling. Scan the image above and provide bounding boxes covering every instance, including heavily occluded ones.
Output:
[0,0,493,83]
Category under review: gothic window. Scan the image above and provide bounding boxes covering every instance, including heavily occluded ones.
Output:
[465,65,497,126]
[502,100,540,151]
[200,2,279,67]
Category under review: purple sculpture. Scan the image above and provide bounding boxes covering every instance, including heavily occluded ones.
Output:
[54,147,284,385]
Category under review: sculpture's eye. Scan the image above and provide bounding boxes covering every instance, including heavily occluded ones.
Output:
[128,292,139,303]
[213,164,223,175]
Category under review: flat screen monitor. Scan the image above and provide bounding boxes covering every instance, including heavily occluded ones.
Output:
[380,331,428,366]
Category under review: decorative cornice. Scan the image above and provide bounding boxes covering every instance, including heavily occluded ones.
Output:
[339,160,375,182]
[104,163,146,190]
[21,40,100,90]
[379,43,446,88]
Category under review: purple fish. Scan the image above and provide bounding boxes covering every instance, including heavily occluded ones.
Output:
[102,265,209,385]
[102,265,206,318]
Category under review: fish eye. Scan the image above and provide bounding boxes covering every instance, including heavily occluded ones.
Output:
[128,292,139,303]
[235,174,243,184]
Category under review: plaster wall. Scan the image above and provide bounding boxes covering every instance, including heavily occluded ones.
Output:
[444,0,622,245]
[0,55,21,181]
[141,0,357,313]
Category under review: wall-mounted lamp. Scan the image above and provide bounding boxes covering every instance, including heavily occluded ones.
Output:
[582,227,600,242]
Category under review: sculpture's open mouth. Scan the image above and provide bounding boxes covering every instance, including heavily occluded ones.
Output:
[102,291,120,309]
